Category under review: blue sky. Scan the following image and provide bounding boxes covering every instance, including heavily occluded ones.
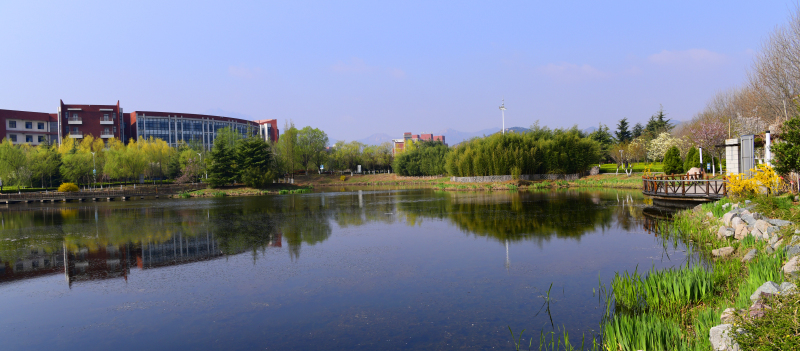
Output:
[0,1,793,141]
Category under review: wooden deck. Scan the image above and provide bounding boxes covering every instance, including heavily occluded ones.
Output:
[642,175,726,202]
[0,184,206,205]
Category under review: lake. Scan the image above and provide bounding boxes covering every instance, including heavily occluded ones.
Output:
[0,188,687,350]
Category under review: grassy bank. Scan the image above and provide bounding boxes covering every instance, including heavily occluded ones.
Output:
[599,196,799,350]
[173,184,313,198]
[293,173,644,191]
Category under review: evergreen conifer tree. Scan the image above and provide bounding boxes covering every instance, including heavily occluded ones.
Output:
[615,118,631,143]
[684,147,700,171]
[663,146,683,175]
[631,123,644,138]
[207,132,237,187]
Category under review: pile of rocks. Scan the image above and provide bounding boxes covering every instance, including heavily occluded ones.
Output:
[709,203,795,264]
[710,281,798,351]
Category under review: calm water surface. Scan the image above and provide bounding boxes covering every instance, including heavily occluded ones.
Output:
[0,188,685,350]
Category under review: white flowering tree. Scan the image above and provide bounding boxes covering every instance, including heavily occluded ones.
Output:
[647,132,681,162]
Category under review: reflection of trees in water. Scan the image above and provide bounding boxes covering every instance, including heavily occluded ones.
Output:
[398,190,646,244]
[0,189,648,265]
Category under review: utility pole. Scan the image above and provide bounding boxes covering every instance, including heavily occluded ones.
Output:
[499,99,506,135]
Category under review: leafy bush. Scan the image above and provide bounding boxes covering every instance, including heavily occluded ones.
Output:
[340,175,346,181]
[393,141,449,176]
[684,147,700,171]
[729,164,784,197]
[662,146,683,175]
[510,166,521,180]
[445,127,600,176]
[57,183,79,192]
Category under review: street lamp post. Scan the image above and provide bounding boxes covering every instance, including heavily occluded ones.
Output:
[91,152,96,190]
[499,99,506,135]
[198,153,207,180]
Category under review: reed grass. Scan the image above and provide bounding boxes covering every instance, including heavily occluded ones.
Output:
[611,264,714,313]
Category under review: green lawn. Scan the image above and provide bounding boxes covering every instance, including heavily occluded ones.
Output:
[595,162,663,173]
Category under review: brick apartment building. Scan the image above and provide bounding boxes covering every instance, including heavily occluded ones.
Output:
[0,100,278,148]
[392,132,446,155]
[0,109,59,146]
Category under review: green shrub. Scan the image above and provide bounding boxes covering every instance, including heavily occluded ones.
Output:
[340,175,346,181]
[510,166,521,180]
[684,147,700,171]
[179,191,192,198]
[58,183,79,192]
[662,146,683,175]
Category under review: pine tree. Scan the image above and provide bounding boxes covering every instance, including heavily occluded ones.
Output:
[615,118,632,143]
[207,132,237,187]
[684,147,700,171]
[663,146,683,175]
[236,137,274,187]
[632,123,644,138]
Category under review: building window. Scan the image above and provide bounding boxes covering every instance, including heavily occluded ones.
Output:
[26,135,33,143]
[9,134,17,142]
[71,127,79,132]
[38,135,45,142]
[8,121,16,128]
[37,122,44,130]
[25,122,32,129]
[113,126,116,133]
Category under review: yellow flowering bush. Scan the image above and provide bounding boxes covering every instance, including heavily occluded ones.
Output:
[727,164,784,197]
[57,183,79,192]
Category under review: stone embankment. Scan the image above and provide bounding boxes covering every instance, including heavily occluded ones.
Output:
[706,201,799,351]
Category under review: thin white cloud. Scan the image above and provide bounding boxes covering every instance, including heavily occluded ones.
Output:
[648,49,726,66]
[538,62,607,82]
[228,65,264,79]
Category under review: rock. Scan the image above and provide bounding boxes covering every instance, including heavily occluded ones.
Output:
[688,167,703,176]
[589,166,600,175]
[731,217,744,229]
[753,212,763,220]
[742,249,757,263]
[796,229,800,234]
[722,203,731,209]
[716,226,726,239]
[734,224,748,240]
[783,256,800,277]
[693,204,703,212]
[713,246,735,257]
[786,245,800,259]
[779,282,797,295]
[773,239,784,250]
[766,246,775,254]
[766,218,793,227]
[749,301,772,319]
[745,200,752,204]
[750,281,781,303]
[709,324,740,351]
[707,211,714,218]
[769,236,778,246]
[791,235,800,246]
[755,220,772,234]
[720,308,737,324]
[751,227,764,240]
[732,203,740,209]
[766,226,778,235]
[722,213,736,226]
[740,214,757,226]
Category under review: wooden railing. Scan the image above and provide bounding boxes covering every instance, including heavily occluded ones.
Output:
[642,174,727,199]
[0,183,206,203]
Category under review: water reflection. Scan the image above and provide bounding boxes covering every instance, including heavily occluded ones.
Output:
[398,189,649,244]
[0,188,648,286]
